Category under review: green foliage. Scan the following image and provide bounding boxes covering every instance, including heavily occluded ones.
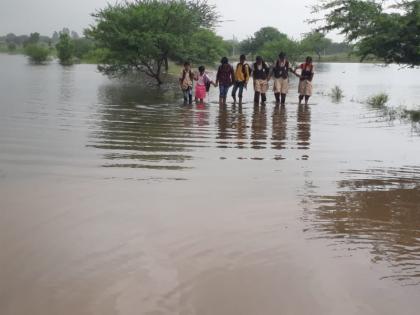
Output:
[172,29,227,65]
[257,36,301,64]
[330,85,344,102]
[56,33,75,65]
[7,42,17,51]
[407,110,420,123]
[24,44,50,64]
[24,32,40,47]
[73,38,95,59]
[301,32,332,60]
[311,0,420,66]
[87,0,219,84]
[240,27,288,56]
[367,93,389,108]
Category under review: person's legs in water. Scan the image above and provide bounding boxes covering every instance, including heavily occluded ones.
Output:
[237,82,244,105]
[254,91,260,104]
[261,93,267,105]
[188,87,193,104]
[183,89,189,104]
[304,95,310,105]
[231,82,238,103]
[299,95,304,105]
[275,93,280,105]
[281,93,286,106]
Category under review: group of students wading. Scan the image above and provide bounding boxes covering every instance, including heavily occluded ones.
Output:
[179,52,314,106]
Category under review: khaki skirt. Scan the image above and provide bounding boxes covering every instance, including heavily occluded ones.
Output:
[254,79,269,93]
[273,78,289,94]
[298,80,312,96]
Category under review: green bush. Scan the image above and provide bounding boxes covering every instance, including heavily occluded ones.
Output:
[367,93,389,108]
[56,33,75,65]
[330,85,343,102]
[24,44,50,63]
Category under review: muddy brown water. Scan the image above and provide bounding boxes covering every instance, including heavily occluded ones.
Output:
[0,54,419,314]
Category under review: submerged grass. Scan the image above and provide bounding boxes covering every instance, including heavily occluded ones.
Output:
[403,109,420,123]
[330,85,344,103]
[367,93,389,108]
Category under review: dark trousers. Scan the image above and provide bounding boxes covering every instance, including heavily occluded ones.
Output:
[275,93,287,105]
[232,81,245,98]
[254,92,266,104]
[182,87,192,104]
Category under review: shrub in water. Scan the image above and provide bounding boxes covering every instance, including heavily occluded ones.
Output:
[330,85,343,102]
[24,44,50,64]
[367,93,389,108]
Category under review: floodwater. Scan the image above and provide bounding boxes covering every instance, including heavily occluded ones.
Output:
[0,54,419,315]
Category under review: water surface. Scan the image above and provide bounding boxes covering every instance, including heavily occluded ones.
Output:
[1,54,420,314]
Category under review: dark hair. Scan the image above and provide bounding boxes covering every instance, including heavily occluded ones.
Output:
[306,56,312,63]
[256,56,262,62]
[278,52,286,59]
[198,65,205,73]
[240,54,246,61]
[184,61,190,66]
[221,57,229,64]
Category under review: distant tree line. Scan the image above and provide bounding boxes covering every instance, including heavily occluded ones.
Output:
[2,0,416,82]
[0,28,98,64]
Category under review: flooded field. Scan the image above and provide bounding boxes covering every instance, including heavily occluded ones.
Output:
[0,54,419,314]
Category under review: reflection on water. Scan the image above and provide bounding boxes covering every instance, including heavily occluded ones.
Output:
[2,55,420,315]
[88,84,214,171]
[306,166,420,285]
[271,105,287,151]
[251,105,268,150]
[297,104,311,151]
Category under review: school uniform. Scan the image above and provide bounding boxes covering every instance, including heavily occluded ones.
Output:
[272,60,290,94]
[252,63,270,94]
[216,64,235,98]
[180,69,194,103]
[298,63,314,96]
[232,62,250,99]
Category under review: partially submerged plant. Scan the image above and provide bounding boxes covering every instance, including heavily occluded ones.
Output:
[366,93,389,108]
[403,109,420,123]
[330,85,344,102]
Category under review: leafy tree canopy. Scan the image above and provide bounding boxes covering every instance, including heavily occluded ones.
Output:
[300,31,332,61]
[56,32,75,65]
[311,0,420,66]
[86,0,220,84]
[240,27,288,56]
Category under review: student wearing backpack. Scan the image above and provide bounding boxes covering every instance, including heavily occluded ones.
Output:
[296,56,315,105]
[216,57,235,105]
[271,52,292,106]
[231,54,250,105]
[194,65,216,103]
[252,56,270,105]
[179,61,194,104]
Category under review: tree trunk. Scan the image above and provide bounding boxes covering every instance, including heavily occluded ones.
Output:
[164,57,169,73]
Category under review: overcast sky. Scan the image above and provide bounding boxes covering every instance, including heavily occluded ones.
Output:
[0,0,336,40]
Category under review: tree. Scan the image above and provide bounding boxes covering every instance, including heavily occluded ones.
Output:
[56,32,75,65]
[7,42,17,51]
[300,32,332,61]
[171,29,228,65]
[86,0,219,84]
[240,27,288,56]
[311,0,420,66]
[24,44,50,64]
[258,36,302,65]
[71,31,80,39]
[52,31,60,43]
[24,32,40,47]
[73,37,95,59]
